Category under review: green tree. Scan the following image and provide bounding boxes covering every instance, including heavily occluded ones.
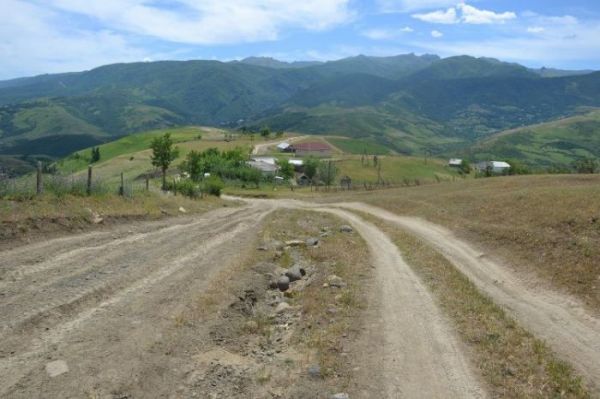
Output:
[303,157,320,184]
[181,150,204,181]
[573,158,598,174]
[459,159,471,175]
[276,158,295,180]
[260,127,271,139]
[150,133,179,190]
[319,160,338,186]
[90,147,100,163]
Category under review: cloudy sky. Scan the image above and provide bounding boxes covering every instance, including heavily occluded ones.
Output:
[2,0,600,79]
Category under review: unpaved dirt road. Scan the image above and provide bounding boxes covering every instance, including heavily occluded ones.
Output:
[1,197,488,398]
[0,203,275,397]
[4,196,599,397]
[311,207,485,398]
[337,202,600,392]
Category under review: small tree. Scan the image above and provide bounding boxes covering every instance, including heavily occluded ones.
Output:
[275,130,284,138]
[459,159,471,175]
[90,147,100,163]
[318,160,338,186]
[573,158,598,174]
[304,157,320,184]
[151,133,179,190]
[181,150,204,181]
[260,127,271,139]
[277,158,295,180]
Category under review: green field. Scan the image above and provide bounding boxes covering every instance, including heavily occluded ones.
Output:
[326,137,392,155]
[335,156,460,183]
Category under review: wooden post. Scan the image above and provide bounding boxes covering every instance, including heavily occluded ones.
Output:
[87,165,92,196]
[119,172,124,196]
[145,176,149,191]
[36,161,43,195]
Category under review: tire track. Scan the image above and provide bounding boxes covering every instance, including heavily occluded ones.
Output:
[0,204,273,396]
[337,202,600,392]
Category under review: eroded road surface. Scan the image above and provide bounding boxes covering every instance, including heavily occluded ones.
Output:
[2,197,599,397]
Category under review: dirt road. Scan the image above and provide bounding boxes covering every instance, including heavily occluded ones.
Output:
[0,203,276,397]
[0,197,491,398]
[337,202,600,391]
[311,207,485,398]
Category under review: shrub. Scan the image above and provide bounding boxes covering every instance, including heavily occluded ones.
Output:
[203,176,224,196]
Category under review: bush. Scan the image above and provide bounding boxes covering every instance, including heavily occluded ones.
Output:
[203,176,224,196]
[167,179,201,198]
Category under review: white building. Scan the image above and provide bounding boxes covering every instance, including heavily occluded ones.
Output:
[476,161,511,174]
[448,158,463,167]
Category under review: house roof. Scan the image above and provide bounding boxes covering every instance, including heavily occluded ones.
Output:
[448,158,462,165]
[490,161,511,168]
[247,161,279,172]
[277,142,290,149]
[289,159,304,166]
[251,157,277,165]
[293,141,331,151]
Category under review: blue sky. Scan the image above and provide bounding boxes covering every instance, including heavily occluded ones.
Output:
[2,0,600,79]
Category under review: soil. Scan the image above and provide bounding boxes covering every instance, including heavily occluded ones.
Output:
[3,195,599,397]
[338,202,600,393]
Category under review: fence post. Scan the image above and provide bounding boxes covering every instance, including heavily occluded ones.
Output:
[119,172,124,196]
[36,161,43,195]
[145,176,149,191]
[87,165,92,196]
[173,178,177,196]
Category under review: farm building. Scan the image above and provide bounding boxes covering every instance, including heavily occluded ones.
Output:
[247,160,278,175]
[277,142,293,152]
[448,158,463,167]
[292,141,332,157]
[475,161,511,174]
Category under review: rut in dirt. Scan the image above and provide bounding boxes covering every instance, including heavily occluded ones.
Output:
[0,203,274,397]
[337,202,600,392]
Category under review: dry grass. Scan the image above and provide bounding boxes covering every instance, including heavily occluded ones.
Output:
[374,221,589,398]
[262,210,371,387]
[0,191,226,244]
[321,174,600,310]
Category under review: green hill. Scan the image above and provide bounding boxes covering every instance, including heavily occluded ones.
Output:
[1,53,599,176]
[464,110,600,168]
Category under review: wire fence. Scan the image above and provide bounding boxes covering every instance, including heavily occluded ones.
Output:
[0,164,150,200]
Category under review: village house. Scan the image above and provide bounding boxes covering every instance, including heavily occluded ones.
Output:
[475,161,511,174]
[448,158,463,167]
[292,141,332,157]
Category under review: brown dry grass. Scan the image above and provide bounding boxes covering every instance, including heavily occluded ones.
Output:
[0,192,227,244]
[321,174,600,310]
[262,210,372,389]
[373,220,589,398]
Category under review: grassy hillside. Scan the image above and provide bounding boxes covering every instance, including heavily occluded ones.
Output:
[465,109,600,167]
[325,137,391,154]
[1,54,600,172]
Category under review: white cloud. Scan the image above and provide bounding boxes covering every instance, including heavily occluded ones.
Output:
[457,3,516,24]
[47,0,355,45]
[377,0,457,13]
[361,26,415,40]
[431,30,444,38]
[0,0,153,79]
[527,26,545,34]
[412,3,516,25]
[413,8,458,24]
[410,19,600,67]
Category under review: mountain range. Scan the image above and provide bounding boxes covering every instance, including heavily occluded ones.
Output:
[0,53,599,175]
